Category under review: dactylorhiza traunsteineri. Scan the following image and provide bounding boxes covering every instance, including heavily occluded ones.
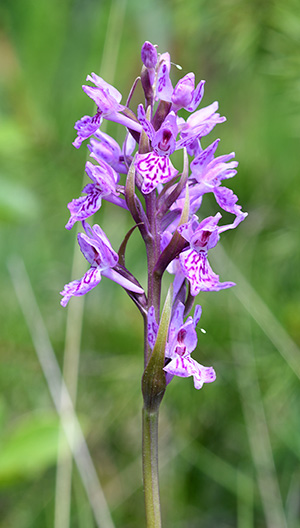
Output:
[60,41,247,526]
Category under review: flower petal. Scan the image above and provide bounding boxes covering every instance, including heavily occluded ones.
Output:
[194,305,202,327]
[137,104,155,141]
[136,152,178,194]
[78,223,118,268]
[60,267,102,306]
[86,73,122,103]
[65,189,102,230]
[156,53,173,101]
[186,80,205,112]
[73,114,102,148]
[103,268,144,294]
[179,249,235,295]
[163,355,216,389]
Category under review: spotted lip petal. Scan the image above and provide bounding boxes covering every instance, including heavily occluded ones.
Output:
[60,267,102,307]
[136,152,178,194]
[179,249,235,296]
[65,190,103,230]
[163,356,216,390]
[73,114,102,148]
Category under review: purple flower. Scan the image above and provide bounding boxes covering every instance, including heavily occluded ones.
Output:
[187,140,248,223]
[151,112,178,156]
[148,303,216,390]
[83,73,142,132]
[190,139,237,184]
[171,73,205,113]
[177,102,226,150]
[177,214,235,295]
[65,160,127,230]
[73,73,142,148]
[137,104,178,156]
[60,222,144,306]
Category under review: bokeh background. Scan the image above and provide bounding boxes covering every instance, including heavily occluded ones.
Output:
[1,0,300,527]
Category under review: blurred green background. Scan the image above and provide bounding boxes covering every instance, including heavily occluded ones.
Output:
[1,0,300,527]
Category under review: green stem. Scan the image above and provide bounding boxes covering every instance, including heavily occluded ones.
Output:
[142,407,162,528]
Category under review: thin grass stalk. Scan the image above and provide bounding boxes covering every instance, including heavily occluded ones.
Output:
[54,1,127,526]
[229,298,287,528]
[8,257,115,528]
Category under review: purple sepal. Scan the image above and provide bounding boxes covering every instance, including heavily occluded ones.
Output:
[190,139,220,176]
[213,187,243,216]
[190,140,238,187]
[78,223,118,267]
[86,73,122,103]
[186,79,205,112]
[135,152,178,194]
[83,73,123,111]
[88,131,126,172]
[85,159,120,187]
[156,53,173,102]
[194,304,202,327]
[137,104,155,141]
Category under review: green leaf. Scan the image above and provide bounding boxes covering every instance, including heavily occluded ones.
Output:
[0,412,68,485]
[142,286,173,411]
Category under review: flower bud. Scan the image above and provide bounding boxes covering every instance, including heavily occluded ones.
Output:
[141,41,157,69]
